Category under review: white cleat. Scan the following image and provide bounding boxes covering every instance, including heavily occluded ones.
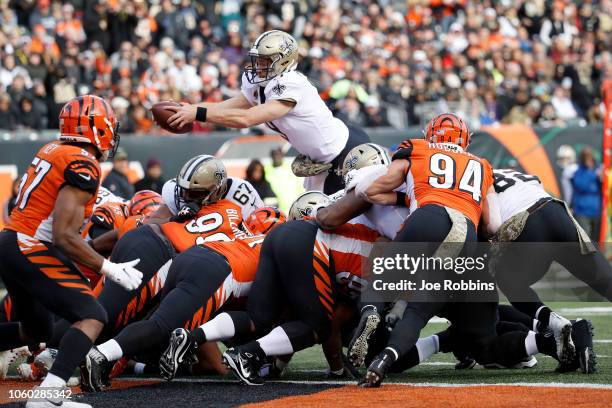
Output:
[25,386,90,407]
[0,346,31,379]
[548,312,575,364]
[18,348,58,381]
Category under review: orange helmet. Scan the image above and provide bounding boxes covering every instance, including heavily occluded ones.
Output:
[245,207,286,235]
[129,190,163,216]
[59,95,119,160]
[424,113,471,150]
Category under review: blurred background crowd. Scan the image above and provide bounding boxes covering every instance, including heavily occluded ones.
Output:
[0,0,610,134]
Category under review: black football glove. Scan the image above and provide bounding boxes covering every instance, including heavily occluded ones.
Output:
[169,201,200,222]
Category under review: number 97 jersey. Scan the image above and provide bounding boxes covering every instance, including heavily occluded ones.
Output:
[6,142,100,241]
[395,139,493,228]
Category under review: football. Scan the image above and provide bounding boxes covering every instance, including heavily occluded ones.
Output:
[151,101,194,134]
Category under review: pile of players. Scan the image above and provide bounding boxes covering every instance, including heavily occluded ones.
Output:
[0,96,609,408]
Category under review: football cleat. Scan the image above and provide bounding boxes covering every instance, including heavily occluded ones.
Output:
[556,319,597,374]
[348,306,381,367]
[222,348,264,386]
[454,356,477,370]
[109,357,129,380]
[548,312,575,365]
[80,347,112,392]
[484,356,538,369]
[160,328,198,381]
[359,352,394,388]
[0,346,31,379]
[26,386,91,407]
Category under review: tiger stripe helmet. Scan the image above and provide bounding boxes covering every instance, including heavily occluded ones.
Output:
[59,95,119,161]
[424,113,471,150]
[129,190,163,217]
[245,207,287,235]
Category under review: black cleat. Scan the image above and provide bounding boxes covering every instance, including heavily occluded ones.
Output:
[160,328,198,381]
[348,306,381,367]
[556,319,597,374]
[80,347,112,392]
[359,352,394,388]
[223,348,264,385]
[455,356,477,370]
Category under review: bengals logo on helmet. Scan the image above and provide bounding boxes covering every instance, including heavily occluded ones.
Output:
[245,207,286,235]
[424,113,471,150]
[129,190,163,217]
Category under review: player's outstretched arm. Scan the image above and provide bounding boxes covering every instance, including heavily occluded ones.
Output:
[316,190,371,229]
[53,185,106,271]
[168,99,294,129]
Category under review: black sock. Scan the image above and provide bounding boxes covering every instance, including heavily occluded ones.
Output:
[115,320,166,357]
[390,346,419,373]
[239,340,266,360]
[536,307,552,329]
[50,328,93,382]
[436,329,454,353]
[0,322,23,351]
[535,332,557,359]
[191,327,206,345]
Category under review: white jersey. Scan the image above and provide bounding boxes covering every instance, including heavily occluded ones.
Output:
[161,177,264,219]
[493,169,550,222]
[93,186,125,209]
[241,71,348,163]
[339,166,412,239]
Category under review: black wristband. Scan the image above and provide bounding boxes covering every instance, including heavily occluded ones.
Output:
[395,192,407,207]
[196,107,207,122]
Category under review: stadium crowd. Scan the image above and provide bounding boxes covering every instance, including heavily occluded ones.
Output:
[0,0,610,134]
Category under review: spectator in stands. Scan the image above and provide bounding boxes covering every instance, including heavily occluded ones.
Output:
[571,147,602,241]
[0,0,608,133]
[245,159,276,207]
[364,96,390,127]
[134,157,165,194]
[15,96,43,131]
[0,93,14,130]
[102,148,134,199]
[264,148,303,212]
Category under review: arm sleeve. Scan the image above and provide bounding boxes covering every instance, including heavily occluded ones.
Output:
[63,158,101,194]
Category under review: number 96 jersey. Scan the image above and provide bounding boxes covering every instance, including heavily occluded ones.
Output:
[394,139,493,228]
[6,142,100,241]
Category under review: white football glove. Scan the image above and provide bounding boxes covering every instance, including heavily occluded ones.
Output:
[100,259,143,291]
[354,164,388,198]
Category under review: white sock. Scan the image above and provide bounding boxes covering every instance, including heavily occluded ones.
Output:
[257,327,294,357]
[40,372,66,388]
[416,335,439,363]
[97,339,123,361]
[524,331,538,356]
[199,313,236,342]
[133,362,146,375]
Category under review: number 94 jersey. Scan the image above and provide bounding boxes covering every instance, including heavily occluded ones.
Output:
[6,141,100,241]
[395,139,493,228]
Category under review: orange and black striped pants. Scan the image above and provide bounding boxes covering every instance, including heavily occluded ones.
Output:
[0,231,107,340]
